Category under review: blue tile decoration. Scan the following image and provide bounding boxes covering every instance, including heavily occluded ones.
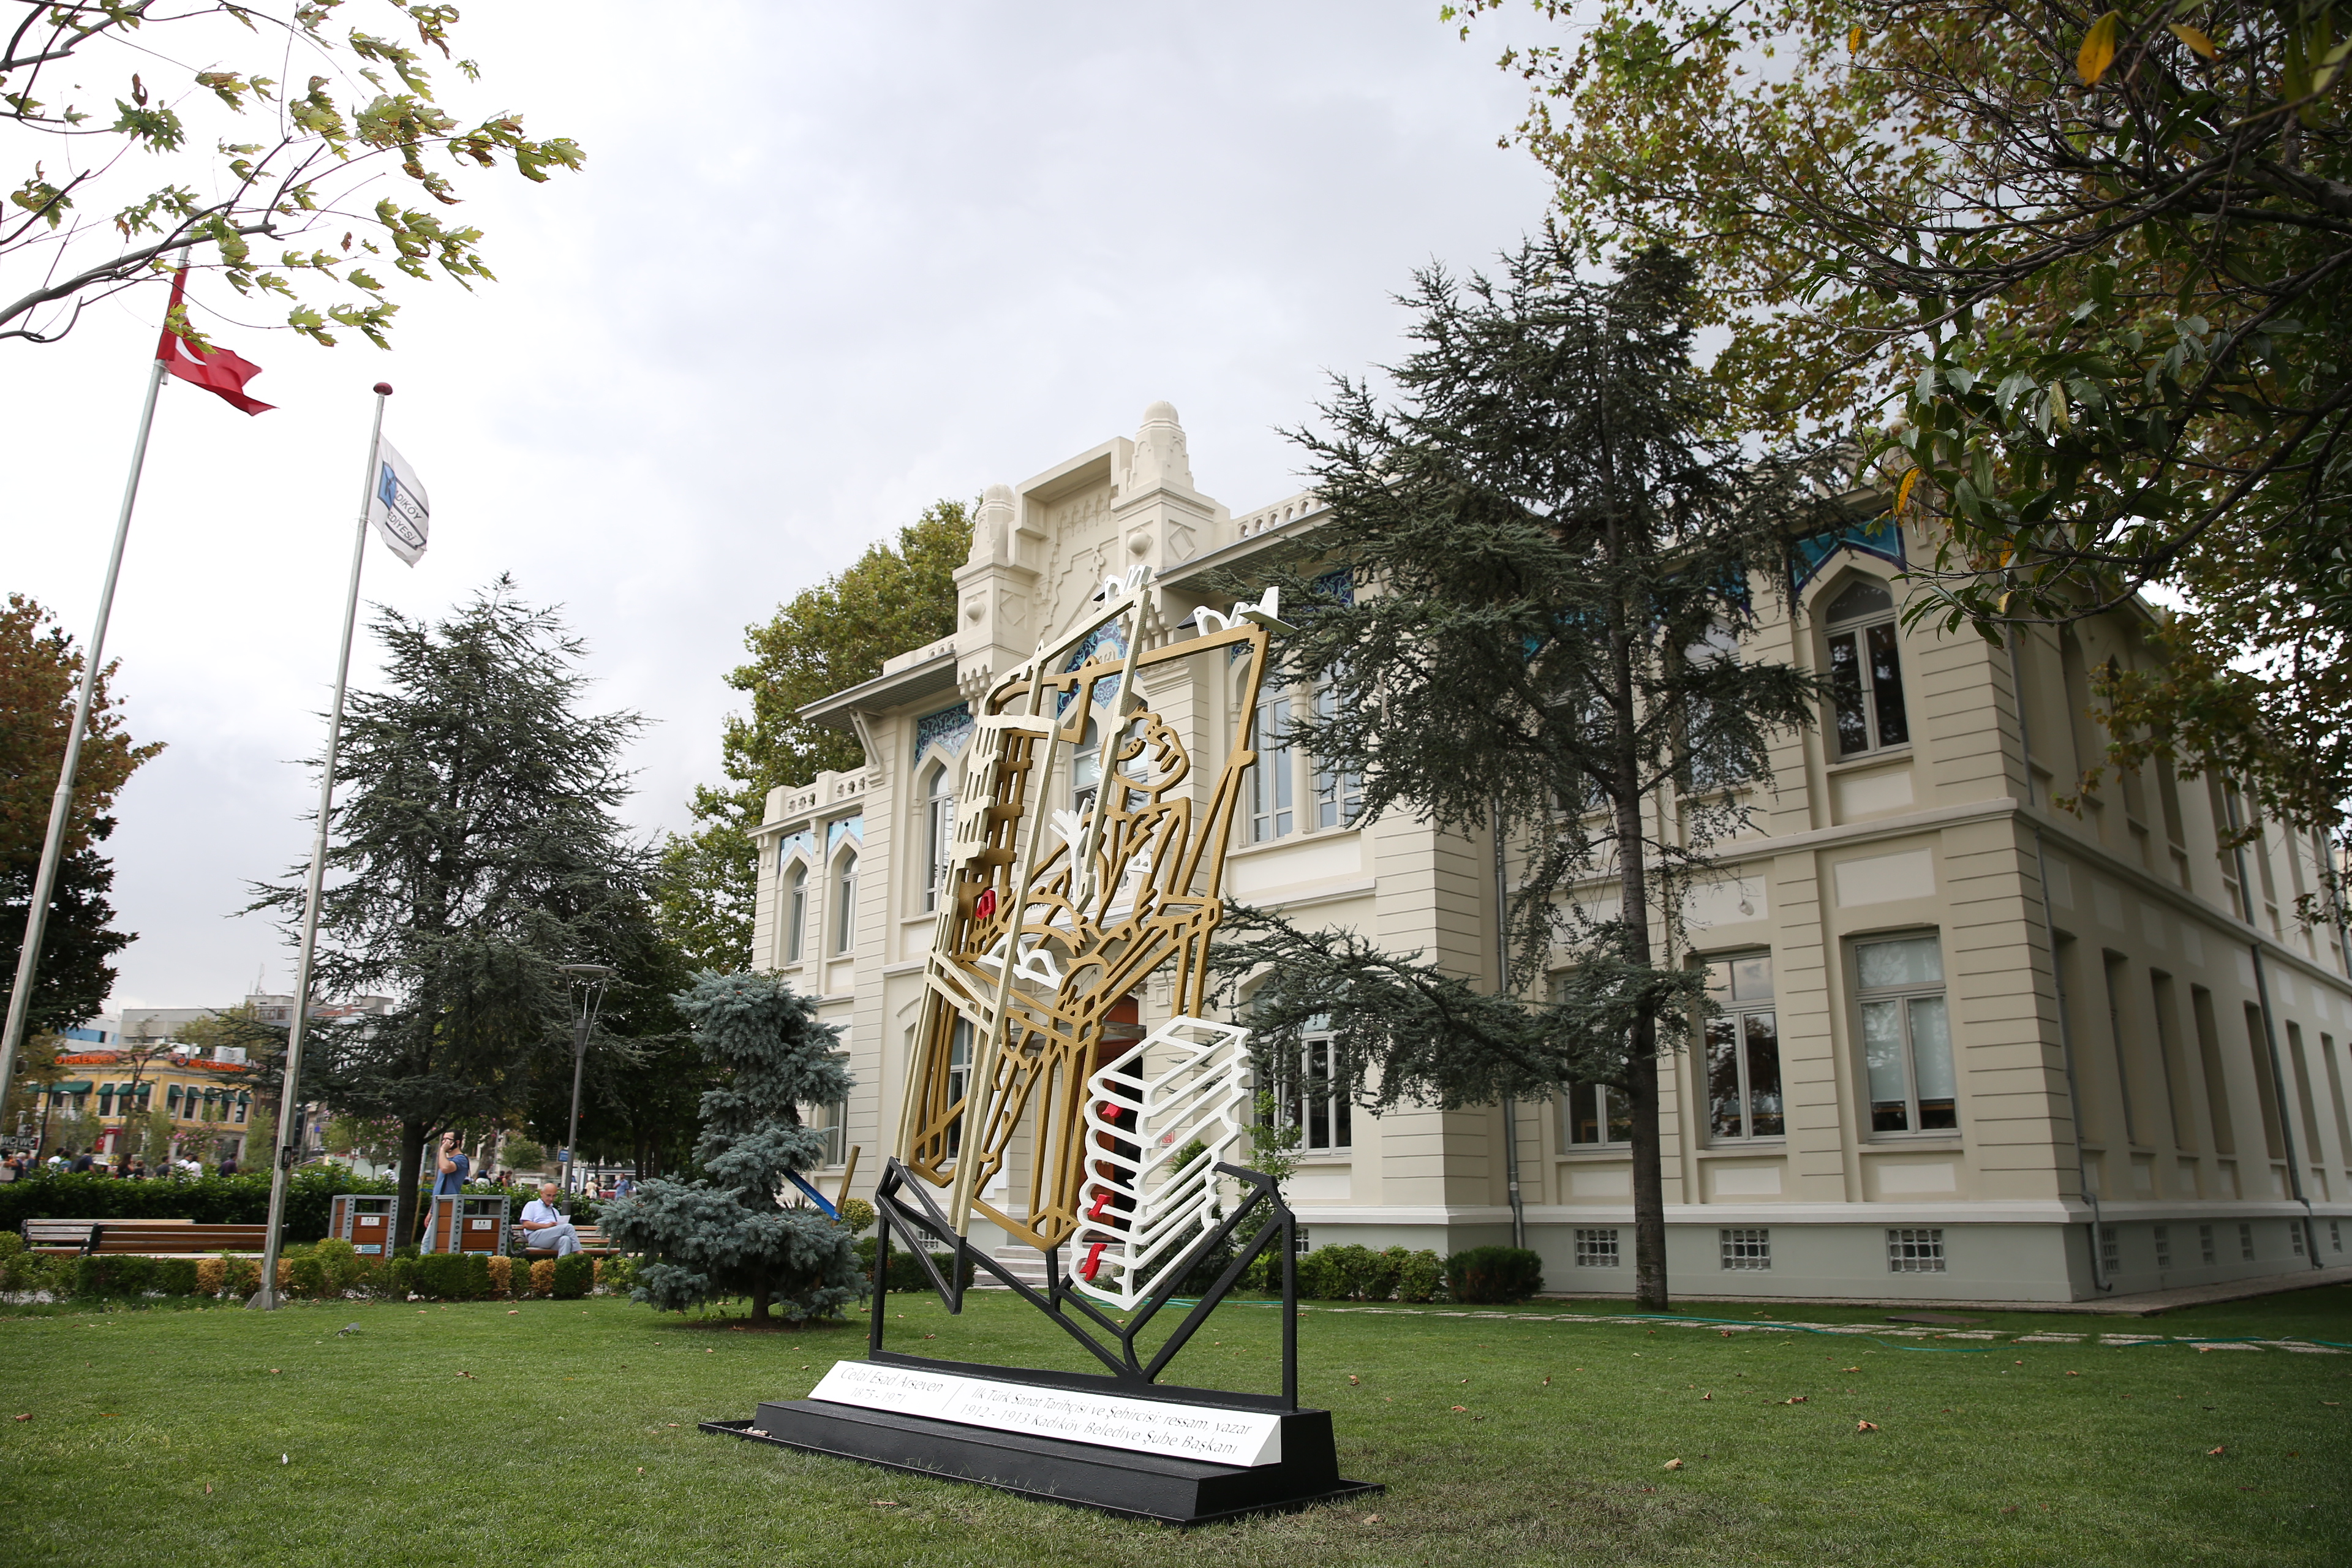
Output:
[1058,622,1130,714]
[915,702,974,760]
[1312,566,1355,608]
[1790,514,1904,596]
[827,815,864,853]
[774,828,815,870]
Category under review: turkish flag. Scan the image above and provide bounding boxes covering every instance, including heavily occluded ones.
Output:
[156,268,274,415]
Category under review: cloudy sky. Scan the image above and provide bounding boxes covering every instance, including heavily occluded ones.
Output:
[7,1,1557,1011]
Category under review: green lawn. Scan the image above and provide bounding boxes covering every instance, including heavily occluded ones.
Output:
[3,1283,2348,1567]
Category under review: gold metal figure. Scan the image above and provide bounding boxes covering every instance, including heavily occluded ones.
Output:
[894,574,1283,1251]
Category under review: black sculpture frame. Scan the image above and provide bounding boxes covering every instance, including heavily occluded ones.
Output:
[870,1155,1299,1408]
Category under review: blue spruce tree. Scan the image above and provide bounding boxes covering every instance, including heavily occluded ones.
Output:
[600,972,866,1323]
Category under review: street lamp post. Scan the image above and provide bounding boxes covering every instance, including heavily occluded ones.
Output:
[557,964,613,1214]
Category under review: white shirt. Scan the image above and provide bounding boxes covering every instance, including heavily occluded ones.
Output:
[520,1199,564,1230]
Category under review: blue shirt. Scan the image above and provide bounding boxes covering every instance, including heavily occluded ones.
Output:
[432,1151,469,1195]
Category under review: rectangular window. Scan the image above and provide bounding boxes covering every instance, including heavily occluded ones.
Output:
[1250,687,1294,842]
[1703,954,1781,1140]
[2292,1220,2305,1256]
[2100,1224,2120,1271]
[2154,1225,2172,1269]
[2332,1220,2342,1254]
[924,771,957,913]
[1574,1228,1621,1268]
[1887,1227,1945,1273]
[2199,1223,2216,1264]
[818,1099,848,1167]
[1275,1022,1351,1152]
[1562,1082,1632,1146]
[1310,679,1362,829]
[1719,1227,1771,1270]
[1856,935,1956,1134]
[2239,1221,2256,1261]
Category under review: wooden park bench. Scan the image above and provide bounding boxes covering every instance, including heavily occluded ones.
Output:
[519,1223,617,1259]
[26,1218,268,1256]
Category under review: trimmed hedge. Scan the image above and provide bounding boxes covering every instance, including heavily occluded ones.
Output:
[1442,1245,1544,1303]
[0,1171,579,1248]
[854,1236,977,1294]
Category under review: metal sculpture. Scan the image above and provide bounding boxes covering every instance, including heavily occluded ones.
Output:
[891,568,1288,1268]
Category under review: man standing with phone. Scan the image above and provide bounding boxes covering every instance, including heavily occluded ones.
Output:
[421,1131,469,1249]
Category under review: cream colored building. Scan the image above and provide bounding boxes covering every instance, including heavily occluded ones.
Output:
[752,402,2352,1303]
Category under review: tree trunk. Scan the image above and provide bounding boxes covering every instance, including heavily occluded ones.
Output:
[395,1120,428,1248]
[1625,1023,1670,1310]
[750,1280,771,1322]
[1605,509,1672,1313]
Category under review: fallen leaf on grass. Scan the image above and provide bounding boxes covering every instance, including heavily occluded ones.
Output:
[872,1500,899,1507]
[1451,1405,1467,1412]
[268,1370,280,1375]
[2065,1371,2081,1378]
[1841,1367,1861,1373]
[1348,1374,1360,1385]
[1700,1394,1712,1401]
[2208,1446,2226,1456]
[666,1423,679,1428]
[2000,1506,2018,1515]
[1662,1458,1684,1471]
[508,1310,519,1316]
[1365,1513,1384,1525]
[636,1467,644,1475]
[1540,1376,1551,1386]
[279,1455,288,1465]
[1781,1396,1808,1404]
[11,1414,28,1422]
[204,1484,213,1495]
[1857,1421,1880,1433]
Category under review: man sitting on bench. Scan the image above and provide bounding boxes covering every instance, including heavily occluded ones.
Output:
[516,1183,581,1257]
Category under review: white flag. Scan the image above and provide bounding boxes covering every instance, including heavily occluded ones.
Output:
[369,438,430,565]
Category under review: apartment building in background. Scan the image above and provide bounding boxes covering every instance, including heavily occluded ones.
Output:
[749,402,2352,1302]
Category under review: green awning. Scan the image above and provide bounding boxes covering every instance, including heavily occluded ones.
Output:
[53,1080,92,1094]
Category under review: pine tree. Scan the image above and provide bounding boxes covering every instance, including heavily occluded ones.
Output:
[1221,242,1832,1309]
[600,971,867,1324]
[250,579,654,1248]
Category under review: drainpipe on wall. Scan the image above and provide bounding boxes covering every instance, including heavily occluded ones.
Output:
[1492,797,1527,1251]
[2008,629,2110,1291]
[2223,791,2323,1270]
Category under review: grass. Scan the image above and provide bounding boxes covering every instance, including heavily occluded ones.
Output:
[2,1282,2348,1567]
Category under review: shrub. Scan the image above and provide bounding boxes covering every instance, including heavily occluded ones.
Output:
[0,1166,393,1243]
[595,1254,639,1294]
[74,1254,200,1298]
[221,1256,259,1297]
[551,1253,593,1299]
[378,1254,419,1300]
[287,1253,329,1300]
[485,1255,513,1297]
[313,1238,368,1296]
[195,1257,227,1297]
[1397,1248,1442,1303]
[1294,1248,1346,1301]
[835,1197,876,1235]
[529,1257,556,1297]
[410,1252,490,1302]
[1442,1245,1543,1303]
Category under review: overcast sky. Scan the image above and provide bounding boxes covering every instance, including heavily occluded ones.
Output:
[6,1,1557,1012]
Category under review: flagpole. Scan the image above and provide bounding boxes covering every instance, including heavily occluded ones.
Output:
[0,337,175,1123]
[251,382,391,1310]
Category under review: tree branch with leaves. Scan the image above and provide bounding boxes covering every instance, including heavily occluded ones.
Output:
[2,0,582,347]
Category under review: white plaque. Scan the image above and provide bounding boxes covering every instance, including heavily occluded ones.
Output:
[807,1360,1284,1467]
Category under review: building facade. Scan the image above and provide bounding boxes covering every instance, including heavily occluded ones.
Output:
[752,402,2352,1303]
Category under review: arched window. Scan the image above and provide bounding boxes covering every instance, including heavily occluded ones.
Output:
[1823,576,1909,757]
[834,851,859,954]
[923,762,956,911]
[784,863,808,963]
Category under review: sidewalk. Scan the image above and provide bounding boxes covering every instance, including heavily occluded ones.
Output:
[1535,1261,2352,1317]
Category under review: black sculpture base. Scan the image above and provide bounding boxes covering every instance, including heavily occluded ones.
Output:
[703,1398,1378,1526]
